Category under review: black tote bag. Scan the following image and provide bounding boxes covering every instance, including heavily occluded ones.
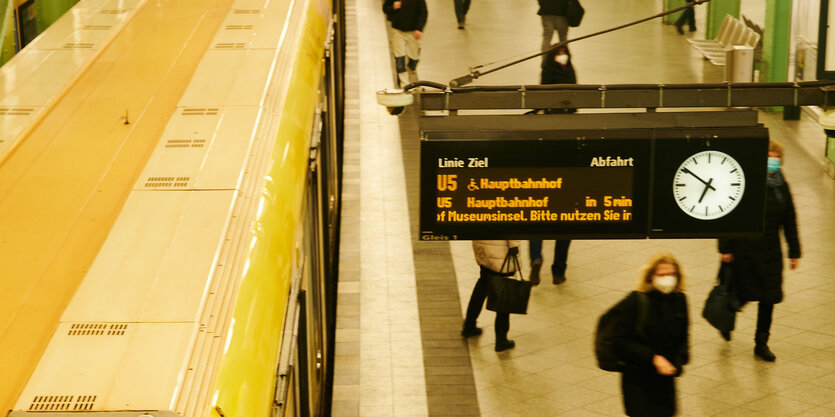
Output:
[702,263,741,333]
[566,0,585,27]
[486,247,532,314]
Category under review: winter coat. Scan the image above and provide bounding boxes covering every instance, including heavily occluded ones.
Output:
[472,240,522,274]
[718,171,800,304]
[537,0,569,16]
[383,0,428,32]
[613,290,689,417]
[540,50,577,113]
[541,51,576,85]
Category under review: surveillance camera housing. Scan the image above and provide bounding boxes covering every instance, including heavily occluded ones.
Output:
[376,88,414,115]
[386,106,406,115]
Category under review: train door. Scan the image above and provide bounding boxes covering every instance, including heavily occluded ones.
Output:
[300,135,328,415]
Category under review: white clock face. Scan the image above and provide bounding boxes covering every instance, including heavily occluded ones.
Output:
[673,150,745,220]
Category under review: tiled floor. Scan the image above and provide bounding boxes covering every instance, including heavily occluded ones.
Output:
[333,0,835,416]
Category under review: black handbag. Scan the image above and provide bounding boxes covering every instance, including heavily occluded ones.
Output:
[486,247,532,314]
[702,263,741,333]
[566,0,585,27]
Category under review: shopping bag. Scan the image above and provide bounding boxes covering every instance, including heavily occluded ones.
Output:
[702,263,740,333]
[485,248,532,314]
[566,0,585,27]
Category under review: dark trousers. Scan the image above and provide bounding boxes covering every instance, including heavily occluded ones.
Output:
[755,301,774,341]
[529,240,571,276]
[454,0,470,23]
[675,7,695,30]
[464,266,510,341]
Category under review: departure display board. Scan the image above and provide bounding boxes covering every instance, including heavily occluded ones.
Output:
[419,127,768,240]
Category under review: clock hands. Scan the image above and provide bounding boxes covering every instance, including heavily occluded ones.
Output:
[698,178,714,203]
[682,168,716,191]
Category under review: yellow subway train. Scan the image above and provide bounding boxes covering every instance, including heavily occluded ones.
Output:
[0,0,343,416]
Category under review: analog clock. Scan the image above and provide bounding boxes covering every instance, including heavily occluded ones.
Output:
[672,150,745,220]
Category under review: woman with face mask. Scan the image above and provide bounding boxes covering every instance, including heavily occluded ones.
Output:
[718,140,801,361]
[540,45,577,114]
[612,253,689,417]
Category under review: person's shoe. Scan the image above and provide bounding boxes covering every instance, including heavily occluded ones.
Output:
[461,326,482,338]
[495,339,515,352]
[675,24,684,35]
[529,259,542,286]
[720,330,731,341]
[553,274,566,285]
[754,343,776,362]
[457,21,465,29]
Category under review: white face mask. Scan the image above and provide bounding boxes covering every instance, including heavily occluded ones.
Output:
[653,275,677,294]
[555,54,569,65]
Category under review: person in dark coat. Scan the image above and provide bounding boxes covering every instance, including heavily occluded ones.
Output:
[538,0,570,52]
[718,140,800,362]
[538,46,577,113]
[613,253,690,417]
[674,3,696,34]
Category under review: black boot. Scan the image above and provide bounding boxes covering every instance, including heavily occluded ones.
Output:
[461,320,482,337]
[495,339,515,352]
[754,332,776,361]
[461,325,482,338]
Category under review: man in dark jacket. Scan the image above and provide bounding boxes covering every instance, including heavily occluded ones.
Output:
[719,140,800,362]
[538,0,569,53]
[383,0,428,87]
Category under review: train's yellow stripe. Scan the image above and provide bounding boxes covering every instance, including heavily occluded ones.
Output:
[210,1,329,416]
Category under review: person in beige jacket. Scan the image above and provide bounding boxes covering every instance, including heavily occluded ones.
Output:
[462,240,522,352]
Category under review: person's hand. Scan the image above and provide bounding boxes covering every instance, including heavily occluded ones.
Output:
[720,253,733,263]
[393,1,401,9]
[652,355,677,376]
[789,258,799,270]
[413,30,422,40]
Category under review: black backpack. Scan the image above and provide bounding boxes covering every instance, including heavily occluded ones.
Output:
[595,292,649,372]
[565,0,585,27]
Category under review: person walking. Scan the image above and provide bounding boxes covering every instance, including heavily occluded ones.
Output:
[461,240,521,352]
[539,45,577,113]
[613,253,690,417]
[453,0,470,29]
[383,0,428,87]
[718,140,801,361]
[674,2,696,35]
[529,239,570,285]
[538,0,569,53]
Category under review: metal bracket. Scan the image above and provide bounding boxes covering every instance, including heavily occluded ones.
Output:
[599,85,606,108]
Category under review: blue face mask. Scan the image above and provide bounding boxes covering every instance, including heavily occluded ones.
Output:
[767,157,781,173]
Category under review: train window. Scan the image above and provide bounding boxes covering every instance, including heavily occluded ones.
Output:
[16,0,38,49]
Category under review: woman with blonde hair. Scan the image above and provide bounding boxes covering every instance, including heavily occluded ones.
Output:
[612,253,690,416]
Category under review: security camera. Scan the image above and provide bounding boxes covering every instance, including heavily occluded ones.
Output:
[376,88,414,115]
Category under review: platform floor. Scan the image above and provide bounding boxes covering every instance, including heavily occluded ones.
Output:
[334,0,835,416]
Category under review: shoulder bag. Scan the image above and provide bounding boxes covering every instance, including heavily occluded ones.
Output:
[485,247,532,314]
[702,263,741,333]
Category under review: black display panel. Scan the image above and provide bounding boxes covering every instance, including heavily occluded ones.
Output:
[649,128,769,238]
[420,130,652,240]
[419,127,768,240]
